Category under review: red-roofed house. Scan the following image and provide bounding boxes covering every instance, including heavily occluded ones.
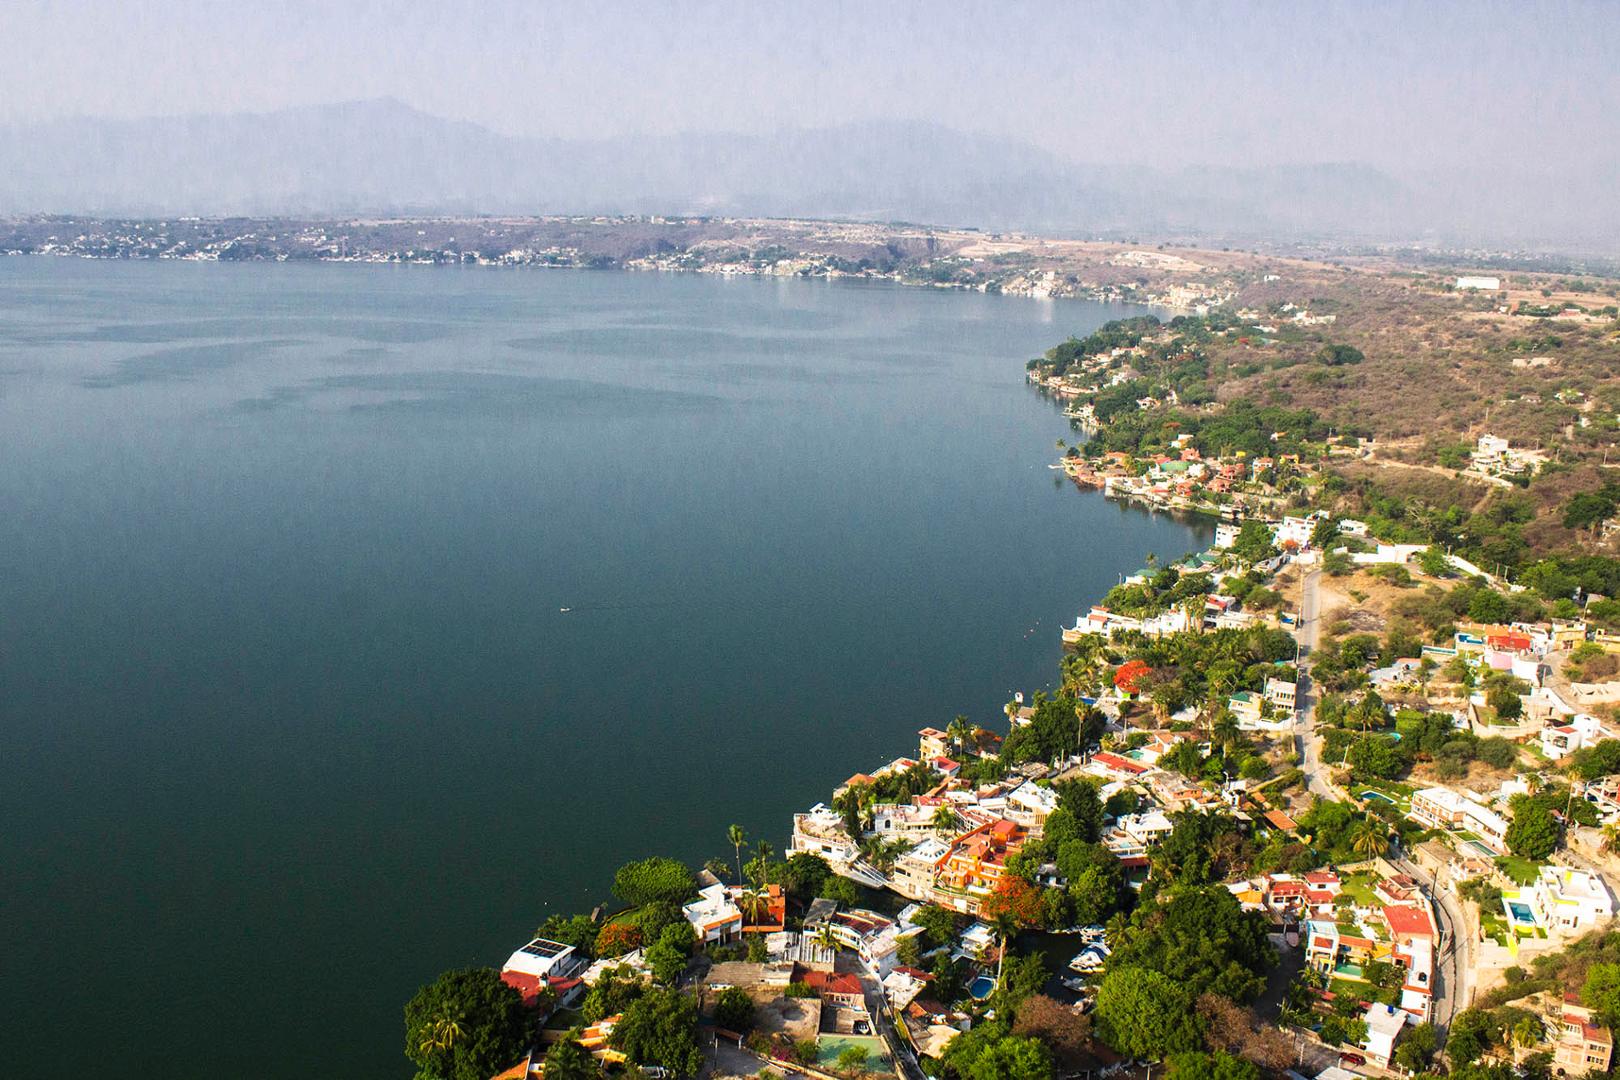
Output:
[1383,904,1435,944]
[801,969,866,1010]
[1558,997,1615,1073]
[1088,751,1150,780]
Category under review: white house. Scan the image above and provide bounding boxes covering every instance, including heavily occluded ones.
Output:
[1265,677,1298,713]
[1408,786,1509,853]
[1275,516,1315,549]
[503,937,585,982]
[1363,1003,1408,1068]
[1456,276,1501,291]
[683,883,743,946]
[1120,810,1175,846]
[1527,867,1615,932]
[1542,714,1615,760]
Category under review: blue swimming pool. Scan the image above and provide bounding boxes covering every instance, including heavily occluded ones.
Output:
[1360,790,1395,804]
[969,976,996,999]
[1508,901,1536,924]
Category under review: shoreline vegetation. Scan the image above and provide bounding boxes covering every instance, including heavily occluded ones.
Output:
[70,214,1611,1080]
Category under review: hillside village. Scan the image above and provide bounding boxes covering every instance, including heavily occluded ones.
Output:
[435,504,1620,1080]
[401,255,1620,1080]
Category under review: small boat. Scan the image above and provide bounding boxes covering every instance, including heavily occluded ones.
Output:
[559,607,573,613]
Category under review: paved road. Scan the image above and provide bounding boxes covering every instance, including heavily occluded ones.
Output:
[1391,854,1472,1036]
[1293,568,1337,800]
[856,964,927,1080]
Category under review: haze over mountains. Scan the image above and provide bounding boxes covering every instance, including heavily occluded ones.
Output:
[0,97,1604,251]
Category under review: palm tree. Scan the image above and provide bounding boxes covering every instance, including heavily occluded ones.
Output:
[418,1015,463,1056]
[1512,1015,1545,1050]
[932,804,964,836]
[1351,819,1388,860]
[1211,711,1240,755]
[816,922,840,952]
[728,824,747,886]
[748,839,775,888]
[739,888,771,927]
[946,714,975,757]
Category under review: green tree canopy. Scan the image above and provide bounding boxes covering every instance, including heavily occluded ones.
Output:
[613,857,696,908]
[1165,1050,1260,1080]
[610,986,704,1078]
[712,986,756,1032]
[542,1033,602,1080]
[1506,798,1562,860]
[1108,886,1274,1002]
[1094,967,1203,1058]
[941,1019,1055,1080]
[1584,963,1620,1028]
[404,967,530,1080]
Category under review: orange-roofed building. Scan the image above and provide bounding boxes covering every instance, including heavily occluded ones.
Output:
[936,820,1027,914]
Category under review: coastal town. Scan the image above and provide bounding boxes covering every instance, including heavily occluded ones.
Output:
[401,287,1620,1080]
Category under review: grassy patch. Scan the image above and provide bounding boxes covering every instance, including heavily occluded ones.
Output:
[1338,871,1381,908]
[1496,856,1541,886]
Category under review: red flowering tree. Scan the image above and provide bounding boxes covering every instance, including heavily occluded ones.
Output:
[595,921,643,958]
[980,875,1047,930]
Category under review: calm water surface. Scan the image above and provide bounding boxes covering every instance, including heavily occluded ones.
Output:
[0,259,1207,1078]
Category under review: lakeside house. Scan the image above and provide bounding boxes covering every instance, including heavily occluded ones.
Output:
[501,938,587,1008]
[683,882,743,947]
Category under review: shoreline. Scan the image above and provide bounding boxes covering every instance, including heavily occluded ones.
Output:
[0,246,1196,312]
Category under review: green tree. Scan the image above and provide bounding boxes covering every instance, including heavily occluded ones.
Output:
[1446,1009,1498,1065]
[582,968,645,1023]
[613,857,696,908]
[1107,887,1273,1002]
[1165,1050,1260,1080]
[537,914,600,954]
[712,986,755,1032]
[941,1020,1055,1080]
[1094,967,1202,1058]
[1230,521,1277,564]
[610,986,704,1078]
[780,852,832,900]
[1506,798,1561,859]
[819,875,859,906]
[911,904,959,950]
[727,825,747,887]
[1584,963,1620,1028]
[543,1034,602,1080]
[404,968,530,1080]
[1351,819,1389,860]
[1395,1021,1437,1073]
[1057,779,1106,842]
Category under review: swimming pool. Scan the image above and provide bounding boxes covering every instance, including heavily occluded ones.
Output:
[1508,901,1536,925]
[1360,790,1395,805]
[969,975,997,999]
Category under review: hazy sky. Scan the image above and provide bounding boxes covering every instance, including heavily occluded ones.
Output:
[5,0,1618,177]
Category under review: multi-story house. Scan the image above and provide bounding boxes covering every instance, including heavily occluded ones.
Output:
[935,819,1025,914]
[1557,997,1614,1074]
[1408,786,1509,853]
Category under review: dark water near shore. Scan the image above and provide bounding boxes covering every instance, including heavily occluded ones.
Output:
[0,259,1208,1078]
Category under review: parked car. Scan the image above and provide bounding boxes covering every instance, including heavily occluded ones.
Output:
[1339,1052,1365,1067]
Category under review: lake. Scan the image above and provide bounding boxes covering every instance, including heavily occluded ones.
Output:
[0,258,1208,1078]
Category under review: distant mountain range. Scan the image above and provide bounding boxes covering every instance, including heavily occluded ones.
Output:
[0,97,1604,250]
